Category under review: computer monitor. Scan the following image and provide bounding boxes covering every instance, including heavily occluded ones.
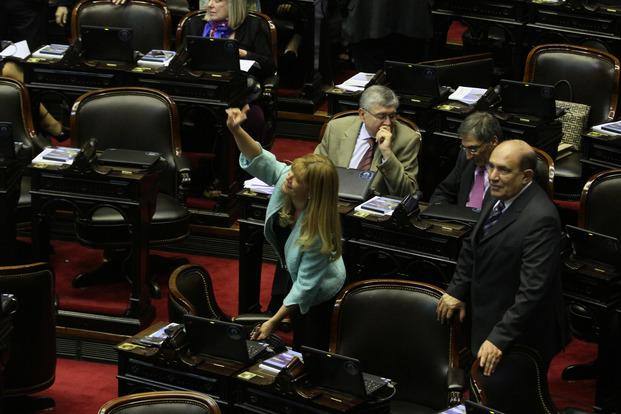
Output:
[499,79,558,120]
[80,25,135,64]
[186,36,240,72]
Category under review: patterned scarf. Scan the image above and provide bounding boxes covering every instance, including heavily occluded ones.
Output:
[202,20,234,39]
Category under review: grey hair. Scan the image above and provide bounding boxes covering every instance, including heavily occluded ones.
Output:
[457,111,503,143]
[359,85,399,111]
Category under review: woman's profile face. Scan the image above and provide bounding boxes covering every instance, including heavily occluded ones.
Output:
[207,0,229,21]
[282,170,308,201]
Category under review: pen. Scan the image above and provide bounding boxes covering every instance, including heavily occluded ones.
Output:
[42,156,67,162]
[360,205,386,214]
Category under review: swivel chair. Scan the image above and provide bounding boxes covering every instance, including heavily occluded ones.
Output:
[0,77,48,262]
[579,168,621,236]
[69,87,191,298]
[98,391,221,414]
[534,147,555,198]
[0,262,56,412]
[523,44,620,201]
[71,0,173,53]
[168,263,287,329]
[330,279,464,414]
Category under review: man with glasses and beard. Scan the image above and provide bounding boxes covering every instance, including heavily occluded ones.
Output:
[314,85,420,197]
[430,111,501,209]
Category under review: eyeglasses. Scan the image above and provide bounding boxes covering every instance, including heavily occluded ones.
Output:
[363,108,397,121]
[460,143,484,154]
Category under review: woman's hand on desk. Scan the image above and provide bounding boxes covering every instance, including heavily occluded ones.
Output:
[239,49,248,58]
[251,319,277,340]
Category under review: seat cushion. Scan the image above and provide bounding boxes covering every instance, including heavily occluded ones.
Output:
[554,151,584,200]
[76,193,190,246]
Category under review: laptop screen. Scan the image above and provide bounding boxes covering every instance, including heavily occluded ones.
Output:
[336,167,375,202]
[81,25,135,63]
[384,61,442,97]
[184,315,251,361]
[301,346,368,397]
[566,225,621,266]
[186,35,240,72]
[500,79,557,119]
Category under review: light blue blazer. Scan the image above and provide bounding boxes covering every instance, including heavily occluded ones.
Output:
[240,149,346,314]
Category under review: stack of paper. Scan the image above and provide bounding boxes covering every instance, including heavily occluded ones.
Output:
[354,196,401,216]
[336,72,374,93]
[32,146,80,166]
[31,44,69,60]
[448,86,487,105]
[244,177,274,195]
[137,50,177,68]
[592,120,621,135]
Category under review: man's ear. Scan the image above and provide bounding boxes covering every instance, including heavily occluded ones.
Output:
[523,168,534,183]
[358,108,365,121]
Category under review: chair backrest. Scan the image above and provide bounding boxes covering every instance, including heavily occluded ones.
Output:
[98,391,221,414]
[330,279,460,410]
[579,168,621,238]
[318,110,419,140]
[69,87,182,195]
[523,44,620,126]
[470,346,556,414]
[0,77,45,154]
[71,0,172,53]
[168,264,229,323]
[175,10,277,67]
[0,262,56,396]
[533,147,555,198]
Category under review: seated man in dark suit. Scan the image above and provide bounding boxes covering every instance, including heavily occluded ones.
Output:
[429,112,501,209]
[314,85,420,197]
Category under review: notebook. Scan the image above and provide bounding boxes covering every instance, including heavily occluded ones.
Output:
[186,36,240,72]
[420,203,480,225]
[97,148,161,169]
[80,25,135,64]
[384,61,451,106]
[499,79,562,120]
[565,225,621,270]
[336,167,376,202]
[300,346,391,398]
[183,315,268,363]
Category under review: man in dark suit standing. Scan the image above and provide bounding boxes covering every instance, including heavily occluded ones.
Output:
[437,140,568,386]
[429,112,501,209]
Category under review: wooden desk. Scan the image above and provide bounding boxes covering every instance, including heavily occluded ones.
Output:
[29,163,159,334]
[236,190,470,314]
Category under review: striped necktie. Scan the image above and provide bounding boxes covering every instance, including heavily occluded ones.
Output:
[357,137,375,171]
[483,200,506,234]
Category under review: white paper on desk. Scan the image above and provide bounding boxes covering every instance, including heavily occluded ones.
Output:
[336,72,374,92]
[448,86,487,105]
[592,120,621,135]
[244,177,274,195]
[240,59,256,72]
[0,40,30,59]
[31,146,80,166]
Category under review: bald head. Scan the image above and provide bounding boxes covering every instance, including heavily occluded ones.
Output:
[487,140,536,200]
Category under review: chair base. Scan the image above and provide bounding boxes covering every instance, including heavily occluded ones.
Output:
[562,361,597,381]
[1,395,55,413]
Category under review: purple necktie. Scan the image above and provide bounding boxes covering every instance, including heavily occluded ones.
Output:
[357,138,376,171]
[466,167,485,209]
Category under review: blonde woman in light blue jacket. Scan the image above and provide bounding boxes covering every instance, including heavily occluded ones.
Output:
[226,105,345,350]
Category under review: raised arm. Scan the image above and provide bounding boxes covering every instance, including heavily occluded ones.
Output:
[226,105,262,160]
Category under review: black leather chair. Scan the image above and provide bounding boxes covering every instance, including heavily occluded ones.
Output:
[523,44,620,200]
[330,279,464,414]
[69,87,191,297]
[534,147,555,198]
[71,0,173,53]
[0,262,56,412]
[168,264,284,329]
[470,346,589,414]
[579,168,621,237]
[98,391,221,414]
[0,77,48,261]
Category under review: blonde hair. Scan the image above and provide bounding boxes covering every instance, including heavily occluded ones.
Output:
[278,154,342,260]
[203,0,248,29]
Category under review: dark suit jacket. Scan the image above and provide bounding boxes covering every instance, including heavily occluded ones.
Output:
[429,151,476,206]
[446,183,569,361]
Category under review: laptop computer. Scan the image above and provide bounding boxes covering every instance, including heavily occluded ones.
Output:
[437,401,506,414]
[336,167,376,202]
[420,203,480,225]
[80,25,135,64]
[97,148,161,169]
[384,61,451,107]
[499,79,563,121]
[186,36,240,72]
[183,315,268,363]
[300,346,391,398]
[565,225,621,270]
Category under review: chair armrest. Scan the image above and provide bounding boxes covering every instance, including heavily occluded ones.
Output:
[175,155,192,201]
